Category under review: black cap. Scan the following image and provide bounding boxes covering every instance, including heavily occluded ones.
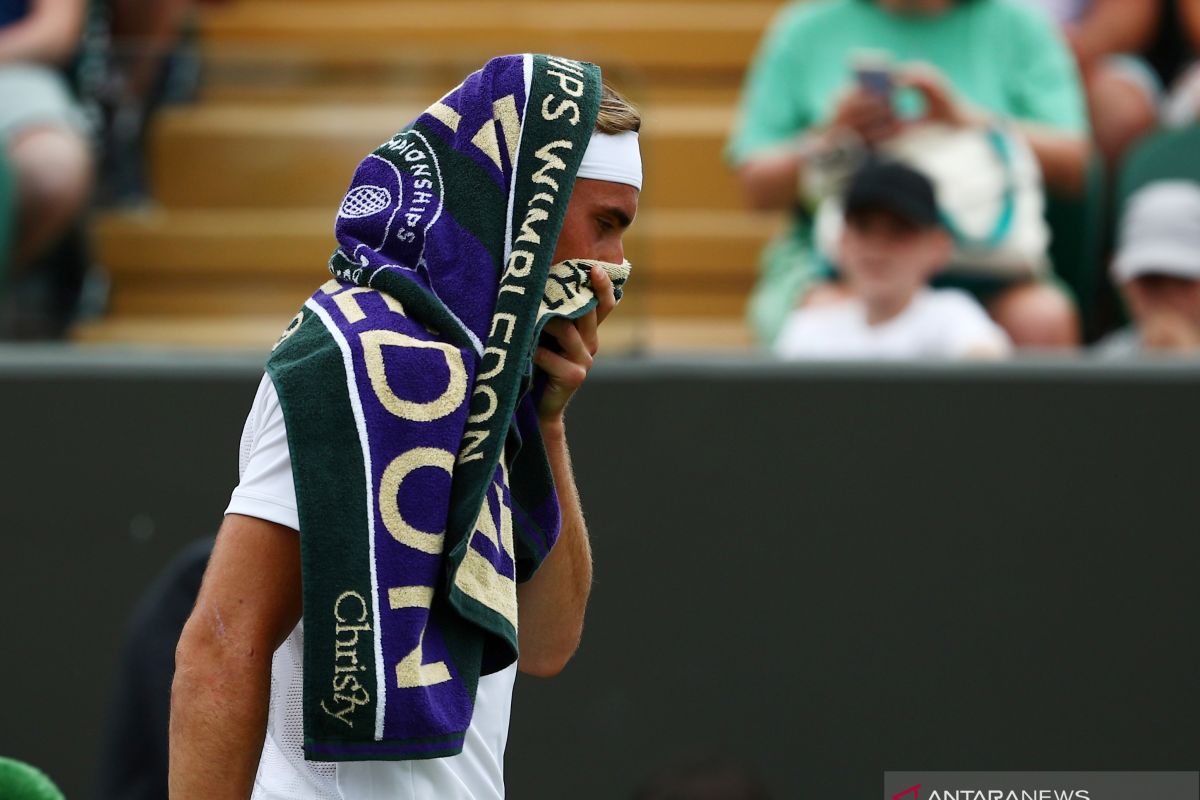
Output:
[843,160,940,229]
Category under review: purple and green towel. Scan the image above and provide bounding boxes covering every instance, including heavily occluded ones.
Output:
[266,54,626,761]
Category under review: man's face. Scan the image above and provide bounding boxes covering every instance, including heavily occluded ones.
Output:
[839,209,950,305]
[552,178,639,265]
[1123,272,1200,349]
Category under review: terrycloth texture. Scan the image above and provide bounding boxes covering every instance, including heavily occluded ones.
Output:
[266,54,625,762]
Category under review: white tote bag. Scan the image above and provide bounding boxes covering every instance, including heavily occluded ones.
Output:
[815,123,1051,277]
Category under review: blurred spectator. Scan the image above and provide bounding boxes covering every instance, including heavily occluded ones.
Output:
[1097,181,1200,355]
[0,757,65,800]
[92,0,199,204]
[1012,0,1160,164]
[1162,0,1200,126]
[775,161,1011,360]
[635,755,771,800]
[97,537,212,800]
[1142,0,1194,89]
[729,0,1089,350]
[106,0,193,106]
[0,0,93,282]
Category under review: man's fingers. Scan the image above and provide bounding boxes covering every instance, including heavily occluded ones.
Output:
[531,267,615,420]
[533,346,587,390]
[576,308,599,356]
[591,266,617,326]
[543,318,594,369]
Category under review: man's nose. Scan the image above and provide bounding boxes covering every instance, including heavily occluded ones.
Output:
[600,238,625,265]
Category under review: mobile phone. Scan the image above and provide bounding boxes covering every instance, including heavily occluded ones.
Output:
[852,50,894,99]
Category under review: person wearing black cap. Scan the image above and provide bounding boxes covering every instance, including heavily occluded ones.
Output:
[774,161,1011,360]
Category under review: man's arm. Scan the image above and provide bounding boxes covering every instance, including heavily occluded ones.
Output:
[514,267,615,677]
[516,420,591,677]
[169,513,302,799]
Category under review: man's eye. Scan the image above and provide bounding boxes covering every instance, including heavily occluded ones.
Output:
[596,217,613,232]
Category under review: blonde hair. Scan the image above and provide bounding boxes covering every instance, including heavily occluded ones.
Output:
[596,83,641,135]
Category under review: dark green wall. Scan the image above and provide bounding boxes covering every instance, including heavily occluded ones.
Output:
[1,349,1196,799]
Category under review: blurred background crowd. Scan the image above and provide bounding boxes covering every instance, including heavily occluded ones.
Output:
[6,0,1200,360]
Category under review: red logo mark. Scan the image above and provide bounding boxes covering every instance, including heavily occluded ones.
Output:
[893,786,921,800]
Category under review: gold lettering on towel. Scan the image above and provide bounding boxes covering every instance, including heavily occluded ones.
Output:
[379,447,454,555]
[494,95,522,164]
[546,69,584,98]
[505,250,535,280]
[516,208,550,246]
[321,590,373,727]
[457,429,489,465]
[388,584,452,688]
[330,286,406,325]
[361,330,466,422]
[335,590,368,623]
[453,464,518,629]
[541,95,580,125]
[467,385,498,425]
[459,57,588,466]
[476,346,508,382]
[489,313,518,345]
[472,118,505,172]
[531,140,573,191]
[427,102,461,132]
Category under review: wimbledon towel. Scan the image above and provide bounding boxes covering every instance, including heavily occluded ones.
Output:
[266,54,623,761]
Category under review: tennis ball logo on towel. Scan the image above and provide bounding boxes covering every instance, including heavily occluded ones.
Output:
[334,129,445,282]
[339,185,392,219]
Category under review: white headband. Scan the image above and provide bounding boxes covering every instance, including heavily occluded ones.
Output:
[576,131,643,191]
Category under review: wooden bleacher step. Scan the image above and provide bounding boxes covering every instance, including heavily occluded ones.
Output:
[92,207,779,318]
[148,102,742,211]
[199,2,779,75]
[83,0,775,351]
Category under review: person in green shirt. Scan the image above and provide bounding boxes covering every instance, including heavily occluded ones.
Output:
[729,0,1090,349]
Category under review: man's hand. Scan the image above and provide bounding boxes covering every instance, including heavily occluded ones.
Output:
[517,265,616,676]
[533,265,617,423]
